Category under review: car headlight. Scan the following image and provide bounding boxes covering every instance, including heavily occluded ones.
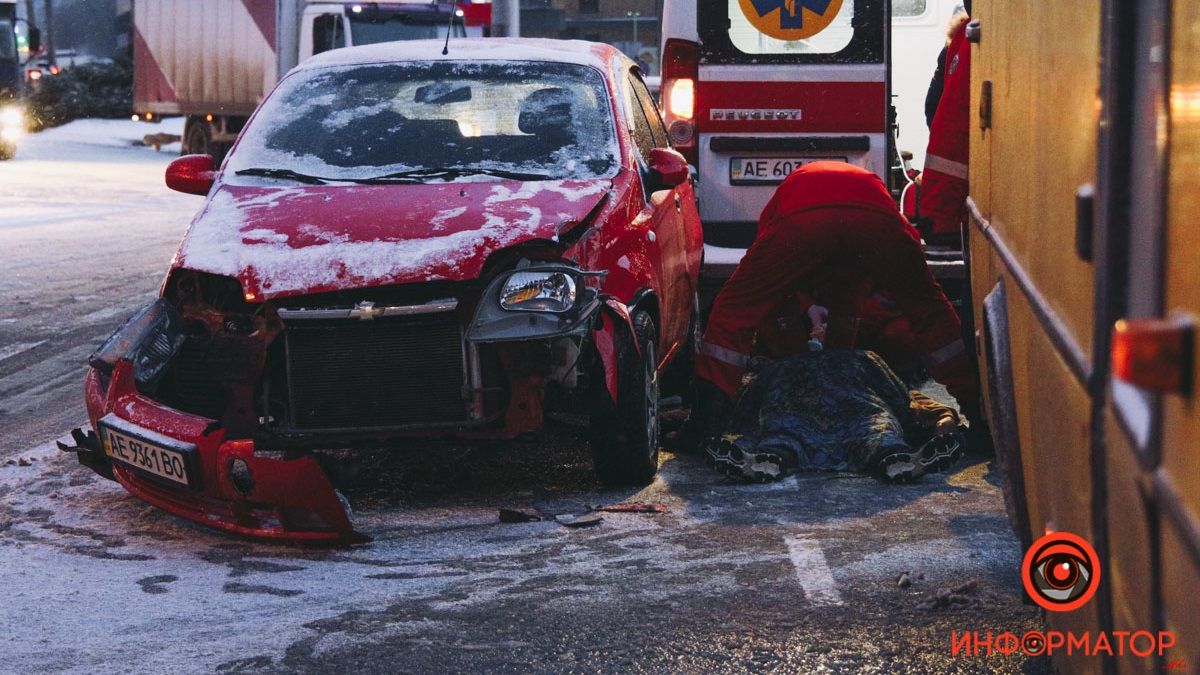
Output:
[499,271,578,313]
[89,300,185,387]
[0,106,22,129]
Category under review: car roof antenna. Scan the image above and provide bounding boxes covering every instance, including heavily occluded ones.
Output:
[441,4,458,55]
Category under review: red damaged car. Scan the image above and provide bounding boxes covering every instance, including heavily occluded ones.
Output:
[65,39,702,543]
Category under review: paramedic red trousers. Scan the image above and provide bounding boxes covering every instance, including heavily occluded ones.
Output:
[696,208,978,406]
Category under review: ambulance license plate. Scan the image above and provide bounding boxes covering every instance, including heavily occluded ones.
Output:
[98,414,196,488]
[729,157,846,185]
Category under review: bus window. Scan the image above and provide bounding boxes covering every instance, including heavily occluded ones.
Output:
[892,0,928,18]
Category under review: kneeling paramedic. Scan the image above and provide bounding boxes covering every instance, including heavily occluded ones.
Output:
[691,162,979,477]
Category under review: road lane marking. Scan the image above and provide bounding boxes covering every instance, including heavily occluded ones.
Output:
[784,535,844,606]
[0,340,47,363]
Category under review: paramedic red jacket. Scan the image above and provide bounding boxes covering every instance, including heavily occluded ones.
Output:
[920,18,971,238]
[696,162,978,405]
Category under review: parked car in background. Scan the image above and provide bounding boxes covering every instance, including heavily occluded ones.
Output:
[66,39,703,544]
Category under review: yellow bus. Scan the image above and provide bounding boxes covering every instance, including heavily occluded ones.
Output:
[969,0,1198,670]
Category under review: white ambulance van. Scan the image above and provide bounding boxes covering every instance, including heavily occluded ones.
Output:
[660,0,892,276]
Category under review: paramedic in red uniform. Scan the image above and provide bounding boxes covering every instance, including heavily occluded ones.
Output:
[919,2,972,244]
[692,161,978,433]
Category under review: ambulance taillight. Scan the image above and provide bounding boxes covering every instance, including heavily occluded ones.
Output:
[661,38,699,165]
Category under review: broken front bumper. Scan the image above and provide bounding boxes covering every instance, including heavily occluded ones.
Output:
[76,360,366,545]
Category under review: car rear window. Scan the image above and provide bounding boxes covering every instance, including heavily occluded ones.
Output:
[699,0,886,64]
[228,61,619,181]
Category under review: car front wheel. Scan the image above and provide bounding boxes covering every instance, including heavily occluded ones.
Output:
[590,310,660,486]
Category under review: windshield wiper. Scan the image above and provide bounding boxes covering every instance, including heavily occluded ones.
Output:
[359,167,555,183]
[235,168,330,185]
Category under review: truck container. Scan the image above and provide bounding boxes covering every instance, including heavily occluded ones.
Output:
[133,0,490,159]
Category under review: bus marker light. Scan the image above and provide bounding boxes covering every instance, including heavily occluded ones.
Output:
[1111,317,1193,394]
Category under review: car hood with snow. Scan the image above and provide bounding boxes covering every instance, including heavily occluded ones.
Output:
[174,179,610,300]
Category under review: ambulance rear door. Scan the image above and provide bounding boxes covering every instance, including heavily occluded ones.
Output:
[688,0,891,265]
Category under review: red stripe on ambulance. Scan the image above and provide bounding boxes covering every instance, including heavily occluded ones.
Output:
[697,81,887,134]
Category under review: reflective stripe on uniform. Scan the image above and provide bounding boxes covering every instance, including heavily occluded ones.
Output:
[700,341,751,368]
[923,338,967,367]
[924,153,969,180]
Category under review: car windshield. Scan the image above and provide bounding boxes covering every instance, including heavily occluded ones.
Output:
[349,15,464,43]
[228,61,619,182]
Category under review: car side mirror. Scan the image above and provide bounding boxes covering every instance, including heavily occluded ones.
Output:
[165,154,216,195]
[27,27,41,54]
[647,147,689,190]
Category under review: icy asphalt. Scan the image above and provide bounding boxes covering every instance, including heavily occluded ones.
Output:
[0,120,1045,674]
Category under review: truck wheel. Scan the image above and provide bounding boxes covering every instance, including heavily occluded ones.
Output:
[184,118,212,158]
[591,311,660,486]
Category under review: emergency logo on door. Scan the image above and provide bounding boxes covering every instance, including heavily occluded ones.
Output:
[1021,531,1101,612]
[739,0,845,41]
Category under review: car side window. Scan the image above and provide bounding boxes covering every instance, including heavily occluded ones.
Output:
[629,73,669,148]
[626,76,657,163]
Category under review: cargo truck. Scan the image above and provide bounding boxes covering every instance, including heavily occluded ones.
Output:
[133,0,491,160]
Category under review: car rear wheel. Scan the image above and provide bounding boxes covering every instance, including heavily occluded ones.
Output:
[663,292,700,403]
[591,311,660,486]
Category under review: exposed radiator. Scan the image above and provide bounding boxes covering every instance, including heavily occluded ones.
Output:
[283,312,468,430]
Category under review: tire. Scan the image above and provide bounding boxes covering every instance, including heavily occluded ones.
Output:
[184,118,212,158]
[590,311,660,486]
[662,293,700,402]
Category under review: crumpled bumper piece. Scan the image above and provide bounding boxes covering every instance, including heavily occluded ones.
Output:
[83,362,367,545]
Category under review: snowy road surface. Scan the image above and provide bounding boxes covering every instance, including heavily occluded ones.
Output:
[0,121,1043,674]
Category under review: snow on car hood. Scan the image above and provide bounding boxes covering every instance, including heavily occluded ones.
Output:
[174,179,610,301]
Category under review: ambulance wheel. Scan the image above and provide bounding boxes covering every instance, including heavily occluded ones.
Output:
[591,311,660,486]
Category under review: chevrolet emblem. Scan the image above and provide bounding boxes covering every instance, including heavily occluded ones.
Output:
[348,301,384,321]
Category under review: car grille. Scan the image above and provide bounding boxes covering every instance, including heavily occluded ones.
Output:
[283,312,468,430]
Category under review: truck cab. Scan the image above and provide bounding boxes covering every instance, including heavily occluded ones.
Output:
[301,2,470,58]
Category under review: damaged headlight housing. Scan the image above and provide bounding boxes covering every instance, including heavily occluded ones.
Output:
[0,105,24,142]
[499,270,577,313]
[89,299,185,387]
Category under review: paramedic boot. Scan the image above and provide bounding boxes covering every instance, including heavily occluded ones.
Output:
[668,379,732,455]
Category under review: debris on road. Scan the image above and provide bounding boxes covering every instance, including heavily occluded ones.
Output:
[917,579,980,611]
[897,572,912,589]
[498,508,543,523]
[554,513,603,528]
[593,502,668,514]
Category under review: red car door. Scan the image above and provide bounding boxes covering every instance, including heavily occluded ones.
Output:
[627,71,693,356]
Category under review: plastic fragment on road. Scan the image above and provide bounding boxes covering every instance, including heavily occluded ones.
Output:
[593,502,668,514]
[498,508,543,523]
[554,513,603,528]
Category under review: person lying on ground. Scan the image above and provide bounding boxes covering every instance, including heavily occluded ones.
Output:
[685,161,980,480]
